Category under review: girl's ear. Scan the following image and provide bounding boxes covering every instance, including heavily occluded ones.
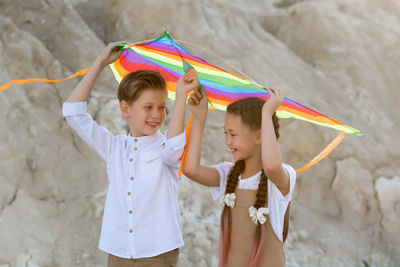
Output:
[255,129,262,144]
[120,100,130,118]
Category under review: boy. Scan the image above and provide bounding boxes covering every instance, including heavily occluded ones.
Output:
[62,41,199,266]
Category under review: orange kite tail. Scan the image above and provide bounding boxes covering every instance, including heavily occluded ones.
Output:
[0,68,90,92]
[296,131,345,173]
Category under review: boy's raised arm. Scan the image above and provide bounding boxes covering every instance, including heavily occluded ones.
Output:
[63,41,126,162]
[67,41,126,103]
[166,69,199,139]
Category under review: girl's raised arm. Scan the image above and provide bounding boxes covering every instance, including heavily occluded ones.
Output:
[261,87,290,196]
[182,88,220,187]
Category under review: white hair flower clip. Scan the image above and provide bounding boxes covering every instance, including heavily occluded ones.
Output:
[219,193,236,208]
[248,206,269,225]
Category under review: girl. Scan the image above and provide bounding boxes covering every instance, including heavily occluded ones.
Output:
[182,87,296,267]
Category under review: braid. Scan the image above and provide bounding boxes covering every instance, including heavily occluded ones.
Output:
[224,160,244,194]
[249,170,269,267]
[254,170,268,209]
[219,160,245,267]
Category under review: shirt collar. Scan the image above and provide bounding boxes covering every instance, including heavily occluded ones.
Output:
[127,131,162,144]
[239,171,262,181]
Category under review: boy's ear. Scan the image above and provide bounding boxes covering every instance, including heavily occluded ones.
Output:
[255,129,262,144]
[120,100,130,118]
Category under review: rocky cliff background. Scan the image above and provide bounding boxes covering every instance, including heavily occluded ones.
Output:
[0,0,399,266]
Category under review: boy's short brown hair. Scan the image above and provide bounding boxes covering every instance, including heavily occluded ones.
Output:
[117,70,167,104]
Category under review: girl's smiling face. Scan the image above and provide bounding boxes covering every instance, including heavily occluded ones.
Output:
[224,113,260,161]
[121,88,167,137]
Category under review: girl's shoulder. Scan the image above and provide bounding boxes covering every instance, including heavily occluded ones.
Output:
[281,163,296,180]
[210,161,233,200]
[212,161,234,178]
[268,163,297,203]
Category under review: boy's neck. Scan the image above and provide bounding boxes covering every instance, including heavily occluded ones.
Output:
[129,131,146,138]
[129,130,158,138]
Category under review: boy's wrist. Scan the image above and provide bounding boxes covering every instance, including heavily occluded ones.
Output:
[176,87,190,95]
[93,56,108,69]
[175,91,189,101]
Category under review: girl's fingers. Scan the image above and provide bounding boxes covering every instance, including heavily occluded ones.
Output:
[188,94,196,103]
[192,94,200,104]
[267,87,284,98]
[275,88,283,98]
[266,87,274,96]
[194,89,202,100]
[190,97,199,105]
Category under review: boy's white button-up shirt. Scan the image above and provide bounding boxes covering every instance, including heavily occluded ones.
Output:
[62,102,185,259]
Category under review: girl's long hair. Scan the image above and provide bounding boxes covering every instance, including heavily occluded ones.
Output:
[219,97,280,267]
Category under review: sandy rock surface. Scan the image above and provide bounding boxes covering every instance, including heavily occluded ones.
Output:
[0,0,399,266]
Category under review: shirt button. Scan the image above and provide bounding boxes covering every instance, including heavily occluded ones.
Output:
[130,177,134,181]
[127,192,131,196]
[134,138,138,142]
[129,210,132,214]
[129,158,133,162]
[129,229,133,233]
[133,147,137,151]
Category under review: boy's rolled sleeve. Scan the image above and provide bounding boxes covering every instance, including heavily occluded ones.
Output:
[62,101,87,116]
[62,102,116,162]
[160,130,186,167]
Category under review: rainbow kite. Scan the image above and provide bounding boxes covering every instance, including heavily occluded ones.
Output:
[110,31,362,136]
[0,31,363,173]
[110,31,363,174]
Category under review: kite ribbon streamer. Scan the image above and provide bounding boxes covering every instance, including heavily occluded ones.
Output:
[0,68,90,92]
[178,115,193,178]
[296,131,345,173]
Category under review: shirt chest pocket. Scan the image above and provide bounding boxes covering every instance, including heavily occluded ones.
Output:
[139,149,162,178]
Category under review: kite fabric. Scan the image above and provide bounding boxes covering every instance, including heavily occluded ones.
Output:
[0,30,363,174]
[110,31,363,135]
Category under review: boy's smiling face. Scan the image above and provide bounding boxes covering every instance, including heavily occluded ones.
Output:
[120,88,168,137]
